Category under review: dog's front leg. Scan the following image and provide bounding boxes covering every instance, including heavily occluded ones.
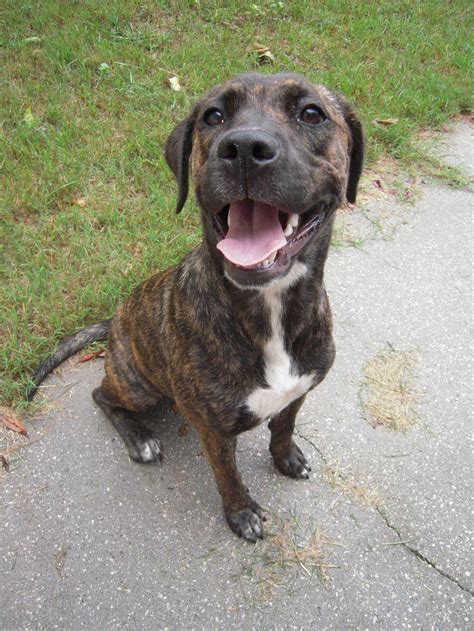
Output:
[197,426,266,542]
[268,396,311,479]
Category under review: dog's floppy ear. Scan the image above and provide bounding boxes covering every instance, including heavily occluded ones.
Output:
[165,110,198,213]
[336,97,364,204]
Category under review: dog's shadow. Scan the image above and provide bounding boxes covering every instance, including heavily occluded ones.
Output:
[87,376,285,539]
[140,398,202,457]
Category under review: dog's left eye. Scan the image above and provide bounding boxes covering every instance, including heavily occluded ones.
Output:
[299,105,326,125]
[204,108,225,126]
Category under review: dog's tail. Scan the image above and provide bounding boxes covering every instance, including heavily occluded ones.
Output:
[26,319,113,401]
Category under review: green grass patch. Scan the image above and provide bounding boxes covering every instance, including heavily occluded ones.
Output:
[1,0,472,406]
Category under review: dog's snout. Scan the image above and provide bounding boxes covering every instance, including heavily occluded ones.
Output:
[217,130,280,168]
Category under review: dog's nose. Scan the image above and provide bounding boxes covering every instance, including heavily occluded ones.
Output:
[217,130,280,169]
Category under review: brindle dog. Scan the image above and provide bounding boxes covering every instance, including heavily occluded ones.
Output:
[29,73,364,542]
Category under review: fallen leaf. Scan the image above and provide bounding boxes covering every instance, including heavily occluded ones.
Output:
[79,349,106,363]
[259,50,275,64]
[73,197,87,207]
[0,406,28,436]
[1,455,9,472]
[23,36,41,44]
[167,76,182,91]
[178,423,189,437]
[253,42,269,54]
[372,179,384,190]
[252,42,275,64]
[23,107,36,128]
[374,118,399,126]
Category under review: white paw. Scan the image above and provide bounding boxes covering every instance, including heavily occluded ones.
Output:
[133,437,162,463]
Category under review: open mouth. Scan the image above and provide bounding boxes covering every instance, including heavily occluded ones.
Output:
[212,199,326,273]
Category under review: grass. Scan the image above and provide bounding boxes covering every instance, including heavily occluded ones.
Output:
[360,346,422,431]
[237,512,336,604]
[0,0,472,408]
[323,461,384,507]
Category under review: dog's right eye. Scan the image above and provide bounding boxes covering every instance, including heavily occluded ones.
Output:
[203,108,225,127]
[299,105,326,125]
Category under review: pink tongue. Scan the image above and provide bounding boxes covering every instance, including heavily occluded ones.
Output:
[216,200,287,267]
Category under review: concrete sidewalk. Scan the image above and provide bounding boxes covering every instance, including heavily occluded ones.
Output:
[1,124,472,630]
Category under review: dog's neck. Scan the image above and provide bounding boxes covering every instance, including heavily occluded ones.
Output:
[233,274,326,360]
[185,217,334,349]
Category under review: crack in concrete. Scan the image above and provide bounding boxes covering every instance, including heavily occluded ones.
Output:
[376,506,474,596]
[296,430,474,596]
[295,431,328,464]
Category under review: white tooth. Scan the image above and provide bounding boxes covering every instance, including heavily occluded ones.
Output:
[284,224,293,237]
[288,213,299,228]
[268,252,276,263]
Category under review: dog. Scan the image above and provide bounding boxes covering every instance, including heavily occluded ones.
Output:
[29,73,364,542]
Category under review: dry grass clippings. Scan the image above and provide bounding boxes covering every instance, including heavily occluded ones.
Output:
[360,347,422,431]
[238,514,337,604]
[323,462,384,508]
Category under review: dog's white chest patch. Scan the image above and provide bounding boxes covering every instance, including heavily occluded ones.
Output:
[245,263,315,420]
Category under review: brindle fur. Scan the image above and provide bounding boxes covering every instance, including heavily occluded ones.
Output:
[30,73,364,542]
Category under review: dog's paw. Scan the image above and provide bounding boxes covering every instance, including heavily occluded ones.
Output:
[225,501,266,543]
[272,441,311,479]
[129,435,163,464]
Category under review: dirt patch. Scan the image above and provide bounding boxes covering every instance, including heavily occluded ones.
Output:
[357,156,421,207]
[360,346,422,431]
[331,155,421,249]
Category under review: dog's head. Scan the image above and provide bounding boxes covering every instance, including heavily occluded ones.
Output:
[165,73,364,288]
